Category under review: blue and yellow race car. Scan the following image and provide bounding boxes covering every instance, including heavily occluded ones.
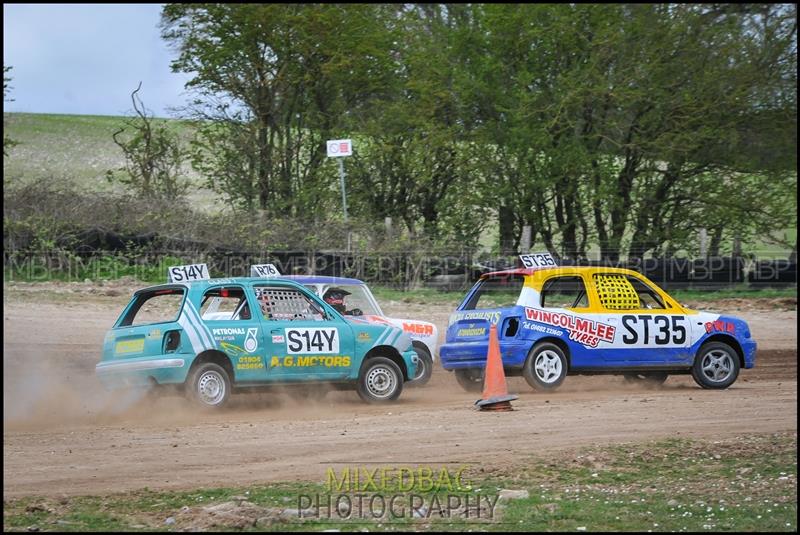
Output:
[96,264,417,408]
[440,254,756,392]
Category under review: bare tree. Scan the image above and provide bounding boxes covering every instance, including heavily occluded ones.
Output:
[107,82,188,199]
[4,65,18,157]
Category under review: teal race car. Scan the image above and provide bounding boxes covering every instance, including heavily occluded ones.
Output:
[96,264,418,408]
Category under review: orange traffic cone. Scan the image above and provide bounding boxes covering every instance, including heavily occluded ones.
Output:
[475,324,518,411]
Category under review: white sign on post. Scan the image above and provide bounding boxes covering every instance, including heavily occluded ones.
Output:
[328,139,353,229]
[327,139,352,158]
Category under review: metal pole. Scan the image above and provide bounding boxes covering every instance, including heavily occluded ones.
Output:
[699,228,708,257]
[338,158,348,223]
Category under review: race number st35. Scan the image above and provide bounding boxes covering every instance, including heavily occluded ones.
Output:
[285,328,339,354]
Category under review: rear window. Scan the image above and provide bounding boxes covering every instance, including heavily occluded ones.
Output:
[118,288,185,327]
[462,275,525,310]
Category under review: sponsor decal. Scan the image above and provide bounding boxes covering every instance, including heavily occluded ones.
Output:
[402,322,434,336]
[213,327,246,336]
[270,355,352,368]
[521,321,563,337]
[115,339,144,354]
[456,327,486,337]
[212,327,245,342]
[286,328,340,354]
[147,328,162,339]
[357,332,371,342]
[525,308,615,348]
[272,334,286,343]
[704,320,735,334]
[448,311,502,326]
[244,328,258,352]
[236,355,264,370]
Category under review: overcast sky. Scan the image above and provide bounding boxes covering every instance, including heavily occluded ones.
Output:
[3,3,191,117]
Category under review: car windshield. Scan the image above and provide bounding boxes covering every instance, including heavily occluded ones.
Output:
[316,284,381,316]
[462,275,526,310]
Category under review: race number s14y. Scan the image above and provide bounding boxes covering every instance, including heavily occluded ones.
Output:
[285,328,340,354]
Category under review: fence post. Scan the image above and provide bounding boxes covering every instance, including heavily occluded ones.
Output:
[520,225,532,253]
[699,228,708,257]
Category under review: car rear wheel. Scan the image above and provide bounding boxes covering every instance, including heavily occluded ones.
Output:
[357,357,403,403]
[186,362,231,409]
[623,372,669,386]
[454,368,484,393]
[692,342,740,389]
[523,342,568,391]
[408,344,433,387]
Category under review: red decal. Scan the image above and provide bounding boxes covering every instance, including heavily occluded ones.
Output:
[705,320,735,334]
[402,322,434,336]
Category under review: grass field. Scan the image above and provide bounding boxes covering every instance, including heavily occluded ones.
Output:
[2,112,214,207]
[3,433,795,532]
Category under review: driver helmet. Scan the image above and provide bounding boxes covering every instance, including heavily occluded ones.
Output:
[323,287,350,314]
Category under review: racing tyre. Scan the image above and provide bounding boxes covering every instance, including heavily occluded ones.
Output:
[691,341,740,389]
[454,368,484,393]
[623,372,669,386]
[523,342,568,391]
[186,362,231,409]
[408,344,433,387]
[357,357,403,403]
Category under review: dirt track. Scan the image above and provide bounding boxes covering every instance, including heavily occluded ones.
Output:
[3,287,797,498]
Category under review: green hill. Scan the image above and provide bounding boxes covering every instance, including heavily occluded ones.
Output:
[3,112,215,207]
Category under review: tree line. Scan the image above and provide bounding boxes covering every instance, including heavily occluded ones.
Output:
[117,4,797,260]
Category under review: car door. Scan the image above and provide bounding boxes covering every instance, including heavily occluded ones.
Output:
[590,272,690,363]
[251,283,355,381]
[530,273,609,368]
[199,284,269,383]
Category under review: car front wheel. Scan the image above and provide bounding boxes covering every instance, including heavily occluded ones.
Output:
[408,344,433,387]
[357,357,403,403]
[692,342,740,389]
[186,362,231,409]
[523,342,568,391]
